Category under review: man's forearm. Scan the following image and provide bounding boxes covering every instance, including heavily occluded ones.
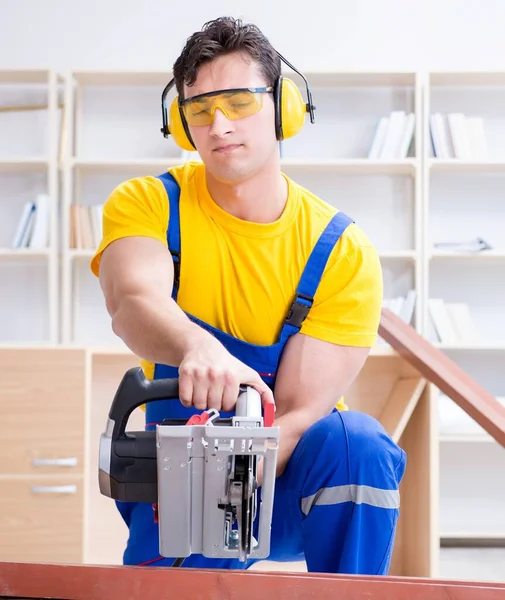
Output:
[272,408,323,478]
[111,292,213,366]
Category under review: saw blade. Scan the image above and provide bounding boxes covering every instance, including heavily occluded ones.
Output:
[241,455,253,557]
[232,454,255,561]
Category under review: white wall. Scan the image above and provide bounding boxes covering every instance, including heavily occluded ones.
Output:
[1,0,505,72]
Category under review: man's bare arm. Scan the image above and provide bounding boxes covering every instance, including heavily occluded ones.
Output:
[268,333,370,479]
[98,236,274,410]
[99,236,206,366]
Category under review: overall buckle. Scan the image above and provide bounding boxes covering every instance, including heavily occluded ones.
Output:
[286,293,313,328]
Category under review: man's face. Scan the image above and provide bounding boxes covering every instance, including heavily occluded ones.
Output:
[182,52,278,184]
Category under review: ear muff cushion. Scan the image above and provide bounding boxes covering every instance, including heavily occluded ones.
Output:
[169,97,196,151]
[273,76,283,140]
[279,78,306,140]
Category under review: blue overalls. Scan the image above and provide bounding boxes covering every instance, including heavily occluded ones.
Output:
[115,171,407,575]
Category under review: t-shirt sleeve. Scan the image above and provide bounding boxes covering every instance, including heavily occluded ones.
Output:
[300,229,384,347]
[89,175,169,277]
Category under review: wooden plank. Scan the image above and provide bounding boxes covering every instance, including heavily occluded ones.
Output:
[393,384,439,577]
[379,376,426,442]
[1,561,505,600]
[379,308,505,448]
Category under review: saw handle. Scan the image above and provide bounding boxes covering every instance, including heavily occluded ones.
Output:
[108,368,274,440]
[108,367,179,439]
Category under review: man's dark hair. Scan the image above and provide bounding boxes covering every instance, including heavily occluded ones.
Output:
[173,17,281,98]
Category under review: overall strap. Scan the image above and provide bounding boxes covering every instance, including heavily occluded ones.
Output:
[279,211,355,343]
[156,171,181,299]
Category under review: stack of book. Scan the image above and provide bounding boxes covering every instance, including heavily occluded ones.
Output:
[368,110,416,159]
[382,289,417,325]
[430,112,488,159]
[10,194,50,250]
[427,298,477,345]
[69,203,103,250]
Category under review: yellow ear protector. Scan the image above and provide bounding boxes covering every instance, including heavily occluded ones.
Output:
[160,51,316,152]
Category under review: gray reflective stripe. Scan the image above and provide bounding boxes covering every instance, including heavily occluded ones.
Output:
[301,484,400,515]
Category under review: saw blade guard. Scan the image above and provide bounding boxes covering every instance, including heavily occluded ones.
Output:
[156,385,279,563]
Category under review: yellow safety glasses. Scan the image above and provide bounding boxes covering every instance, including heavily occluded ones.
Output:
[179,87,273,126]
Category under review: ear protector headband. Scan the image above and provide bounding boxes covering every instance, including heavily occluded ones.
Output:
[160,51,316,152]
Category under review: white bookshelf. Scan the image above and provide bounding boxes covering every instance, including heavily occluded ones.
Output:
[59,68,422,347]
[282,69,423,343]
[424,71,505,545]
[4,66,505,552]
[0,69,60,345]
[60,70,184,347]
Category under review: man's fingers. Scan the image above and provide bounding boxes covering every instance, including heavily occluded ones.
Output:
[178,358,274,413]
[259,385,275,406]
[207,381,225,410]
[192,378,209,410]
[178,374,193,407]
[222,379,240,412]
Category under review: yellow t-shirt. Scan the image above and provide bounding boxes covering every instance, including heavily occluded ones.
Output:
[90,161,383,410]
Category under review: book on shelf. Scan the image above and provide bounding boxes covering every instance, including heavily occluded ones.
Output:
[378,290,417,344]
[428,298,477,345]
[10,193,50,250]
[430,112,488,159]
[368,110,415,160]
[433,237,493,254]
[383,289,417,323]
[69,203,103,250]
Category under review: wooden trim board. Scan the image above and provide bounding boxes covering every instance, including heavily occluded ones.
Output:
[1,561,505,600]
[379,308,505,447]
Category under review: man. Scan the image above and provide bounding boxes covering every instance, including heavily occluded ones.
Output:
[90,16,406,574]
